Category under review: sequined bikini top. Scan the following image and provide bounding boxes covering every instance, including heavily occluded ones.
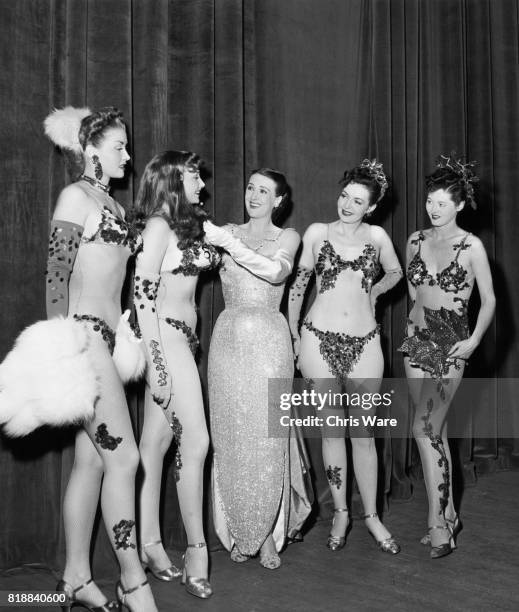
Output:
[315,239,380,294]
[407,231,471,293]
[81,206,142,254]
[170,240,221,276]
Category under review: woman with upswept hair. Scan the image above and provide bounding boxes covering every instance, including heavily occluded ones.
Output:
[399,154,495,558]
[204,168,311,570]
[132,150,219,599]
[288,159,403,556]
[44,106,158,611]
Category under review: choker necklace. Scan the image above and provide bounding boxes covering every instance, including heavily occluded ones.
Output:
[80,174,110,194]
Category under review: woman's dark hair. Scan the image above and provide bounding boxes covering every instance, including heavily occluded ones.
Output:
[132,150,207,247]
[339,166,383,205]
[425,167,469,206]
[65,107,126,181]
[250,167,290,223]
[78,107,125,149]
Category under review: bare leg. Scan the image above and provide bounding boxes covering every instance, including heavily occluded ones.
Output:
[83,337,157,611]
[406,358,464,548]
[348,336,393,543]
[299,326,349,540]
[140,327,208,579]
[62,430,106,606]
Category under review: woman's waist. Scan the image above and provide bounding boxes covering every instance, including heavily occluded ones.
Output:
[68,299,122,331]
[157,305,198,330]
[305,303,377,334]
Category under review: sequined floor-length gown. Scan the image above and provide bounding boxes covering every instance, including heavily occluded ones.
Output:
[209,238,311,556]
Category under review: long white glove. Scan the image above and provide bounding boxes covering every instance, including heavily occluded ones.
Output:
[203,220,293,283]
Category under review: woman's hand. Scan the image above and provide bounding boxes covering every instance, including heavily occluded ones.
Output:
[448,337,479,361]
[150,371,172,410]
[203,220,229,247]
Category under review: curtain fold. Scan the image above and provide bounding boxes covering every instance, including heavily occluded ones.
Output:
[1,0,518,572]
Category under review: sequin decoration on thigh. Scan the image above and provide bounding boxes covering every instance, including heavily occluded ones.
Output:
[163,317,199,357]
[94,423,122,451]
[303,320,380,383]
[73,314,116,355]
[422,397,450,516]
[112,519,136,550]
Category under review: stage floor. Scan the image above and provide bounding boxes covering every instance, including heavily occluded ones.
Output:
[1,470,518,611]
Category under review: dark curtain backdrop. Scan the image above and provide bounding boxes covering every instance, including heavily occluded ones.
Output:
[1,0,517,574]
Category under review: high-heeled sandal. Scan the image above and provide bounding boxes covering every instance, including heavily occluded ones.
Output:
[363,512,401,555]
[230,544,250,563]
[140,539,182,581]
[421,514,462,547]
[181,542,212,599]
[326,507,351,551]
[259,540,281,570]
[115,579,150,612]
[56,578,120,612]
[428,524,454,559]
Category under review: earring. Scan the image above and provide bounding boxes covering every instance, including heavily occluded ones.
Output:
[92,155,103,180]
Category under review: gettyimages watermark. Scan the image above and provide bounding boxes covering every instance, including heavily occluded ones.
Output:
[267,377,519,438]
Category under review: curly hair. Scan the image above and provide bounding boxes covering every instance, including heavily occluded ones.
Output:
[339,166,385,205]
[62,107,126,181]
[131,150,208,248]
[425,167,470,206]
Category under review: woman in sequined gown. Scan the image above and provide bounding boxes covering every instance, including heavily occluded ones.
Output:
[204,168,310,569]
[132,151,220,598]
[288,160,403,555]
[44,107,158,611]
[399,157,495,558]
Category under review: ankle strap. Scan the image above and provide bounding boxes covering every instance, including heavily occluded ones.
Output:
[120,579,149,597]
[186,542,207,549]
[141,539,162,549]
[429,525,449,531]
[73,578,93,594]
[363,513,378,519]
[333,507,348,514]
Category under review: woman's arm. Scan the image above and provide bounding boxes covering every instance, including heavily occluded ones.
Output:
[46,185,90,318]
[203,220,300,284]
[287,224,321,356]
[405,232,418,307]
[134,216,172,409]
[449,237,496,360]
[370,226,403,312]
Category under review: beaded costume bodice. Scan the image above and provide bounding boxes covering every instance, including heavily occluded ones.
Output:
[315,240,381,294]
[407,231,472,293]
[81,206,142,254]
[161,239,220,276]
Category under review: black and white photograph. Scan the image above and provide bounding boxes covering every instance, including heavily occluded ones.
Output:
[0,1,518,611]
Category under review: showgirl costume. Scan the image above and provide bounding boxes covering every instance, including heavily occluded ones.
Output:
[302,229,382,384]
[0,178,143,436]
[134,229,220,479]
[208,225,311,556]
[398,230,473,395]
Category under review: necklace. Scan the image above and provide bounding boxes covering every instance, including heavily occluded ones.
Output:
[80,174,110,194]
[238,228,281,252]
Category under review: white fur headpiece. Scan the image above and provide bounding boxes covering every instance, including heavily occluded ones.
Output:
[43,106,92,151]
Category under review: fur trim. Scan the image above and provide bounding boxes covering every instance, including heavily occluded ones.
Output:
[113,310,146,383]
[43,106,91,151]
[0,318,99,437]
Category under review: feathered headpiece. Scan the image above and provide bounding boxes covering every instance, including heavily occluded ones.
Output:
[436,151,479,209]
[43,106,91,151]
[360,158,388,201]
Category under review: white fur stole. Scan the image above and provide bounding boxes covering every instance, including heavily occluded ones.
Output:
[0,317,99,437]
